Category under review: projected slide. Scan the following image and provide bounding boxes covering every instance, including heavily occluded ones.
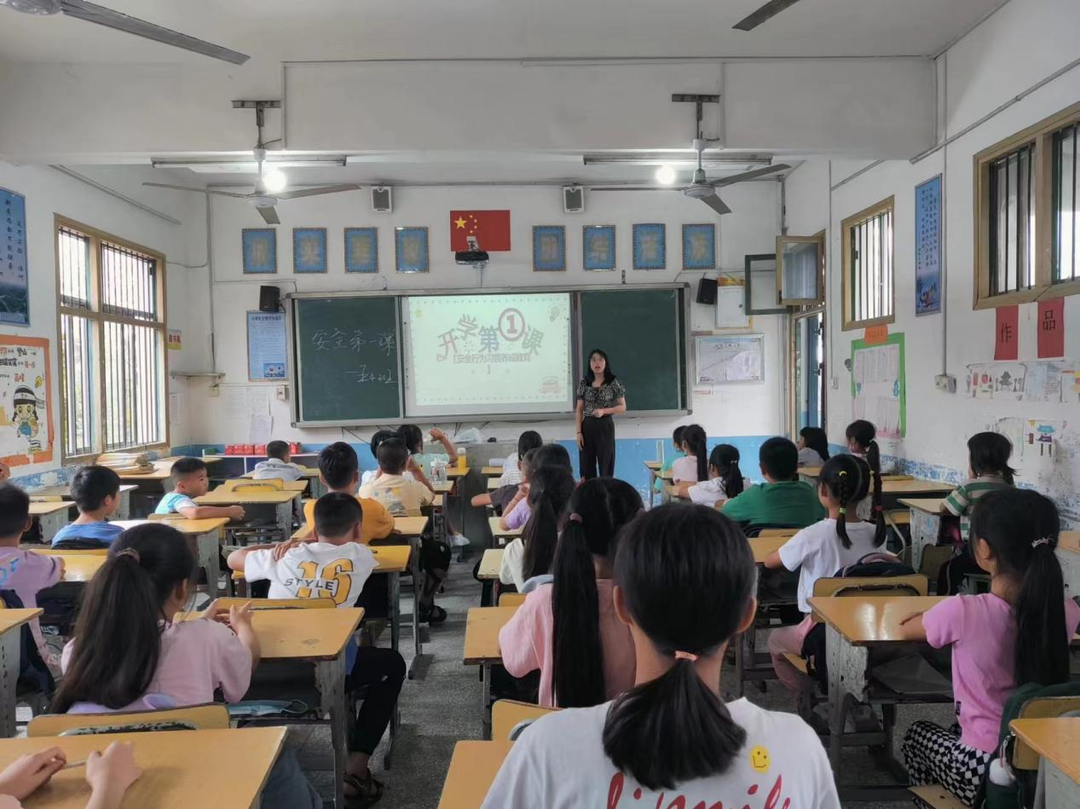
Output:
[403,292,573,417]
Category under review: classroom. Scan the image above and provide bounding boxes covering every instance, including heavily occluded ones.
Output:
[0,0,1078,806]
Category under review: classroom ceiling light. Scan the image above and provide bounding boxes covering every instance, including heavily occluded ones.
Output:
[583,152,773,168]
[654,165,677,185]
[262,168,288,195]
[150,157,348,173]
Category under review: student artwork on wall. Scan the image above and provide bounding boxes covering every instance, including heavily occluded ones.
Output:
[583,225,616,271]
[532,226,566,271]
[966,358,1080,403]
[242,228,277,274]
[0,335,53,467]
[850,332,906,439]
[914,175,942,316]
[682,224,716,270]
[344,227,378,273]
[633,223,666,270]
[0,188,29,327]
[395,227,429,273]
[293,228,327,273]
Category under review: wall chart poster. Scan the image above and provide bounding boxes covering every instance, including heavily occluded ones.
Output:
[851,332,906,439]
[914,175,942,316]
[247,311,287,381]
[0,188,29,327]
[0,336,53,467]
[694,334,764,384]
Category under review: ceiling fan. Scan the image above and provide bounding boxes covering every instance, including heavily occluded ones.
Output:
[144,103,361,224]
[591,139,789,215]
[1,0,249,64]
[733,0,803,31]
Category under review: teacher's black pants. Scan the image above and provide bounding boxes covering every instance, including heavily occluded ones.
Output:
[580,415,616,479]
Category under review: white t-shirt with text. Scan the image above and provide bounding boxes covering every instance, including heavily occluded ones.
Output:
[688,477,728,507]
[244,541,376,606]
[778,518,880,613]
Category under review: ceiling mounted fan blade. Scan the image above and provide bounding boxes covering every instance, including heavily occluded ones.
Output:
[588,186,682,192]
[733,0,802,31]
[275,184,362,201]
[256,206,281,225]
[707,163,791,188]
[699,193,733,216]
[142,181,248,198]
[60,0,249,64]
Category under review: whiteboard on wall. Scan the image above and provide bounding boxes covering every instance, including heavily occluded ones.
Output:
[850,333,906,439]
[695,334,764,384]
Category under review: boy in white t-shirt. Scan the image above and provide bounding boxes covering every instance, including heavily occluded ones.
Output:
[251,440,306,482]
[358,440,434,517]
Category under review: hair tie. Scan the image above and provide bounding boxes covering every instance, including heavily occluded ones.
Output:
[568,513,583,524]
[674,650,699,663]
[837,470,848,477]
[116,548,140,563]
[1031,537,1053,549]
[874,505,884,513]
[838,507,846,515]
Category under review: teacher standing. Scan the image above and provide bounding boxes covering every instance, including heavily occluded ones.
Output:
[575,348,627,479]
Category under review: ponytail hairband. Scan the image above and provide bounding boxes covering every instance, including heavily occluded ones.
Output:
[1031,537,1053,549]
[674,650,699,663]
[838,507,846,515]
[568,513,583,524]
[116,548,140,563]
[837,470,848,477]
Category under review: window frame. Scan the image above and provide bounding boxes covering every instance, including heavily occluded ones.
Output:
[775,232,825,306]
[840,196,895,331]
[53,216,170,463]
[973,99,1080,309]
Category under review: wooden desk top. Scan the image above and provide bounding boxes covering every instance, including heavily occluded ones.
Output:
[809,595,946,645]
[432,481,454,494]
[464,606,518,664]
[481,466,504,476]
[432,494,445,508]
[0,609,43,636]
[394,516,429,537]
[882,479,955,495]
[28,501,74,517]
[438,740,513,809]
[478,549,503,580]
[0,727,285,809]
[241,468,320,480]
[1010,717,1080,785]
[899,497,947,515]
[489,517,522,539]
[749,535,789,564]
[644,460,662,471]
[195,490,300,505]
[30,484,137,499]
[217,480,308,493]
[1058,531,1079,555]
[447,468,469,479]
[203,608,363,661]
[800,466,822,478]
[371,545,410,574]
[51,553,106,583]
[111,518,230,535]
[116,462,175,481]
[486,478,502,491]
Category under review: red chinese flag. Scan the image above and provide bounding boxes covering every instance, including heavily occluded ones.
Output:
[1037,298,1065,358]
[994,305,1019,361]
[450,210,511,252]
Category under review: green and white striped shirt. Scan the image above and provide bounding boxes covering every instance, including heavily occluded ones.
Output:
[943,474,1011,534]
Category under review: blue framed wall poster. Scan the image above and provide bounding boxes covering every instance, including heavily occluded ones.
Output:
[633,223,666,270]
[247,311,287,380]
[293,227,328,273]
[583,225,615,271]
[395,227,429,273]
[533,226,566,271]
[242,228,277,274]
[914,175,942,316]
[0,188,29,326]
[344,227,378,273]
[682,223,716,270]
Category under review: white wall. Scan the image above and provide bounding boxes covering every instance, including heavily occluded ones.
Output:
[0,163,200,479]
[185,181,787,446]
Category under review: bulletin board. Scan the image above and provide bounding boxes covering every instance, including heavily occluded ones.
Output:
[247,311,288,381]
[850,332,906,438]
[0,335,53,466]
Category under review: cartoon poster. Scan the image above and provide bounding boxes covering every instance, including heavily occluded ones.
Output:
[0,336,52,466]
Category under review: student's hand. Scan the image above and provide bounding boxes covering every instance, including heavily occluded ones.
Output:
[227,506,246,521]
[0,747,66,799]
[898,611,924,626]
[202,599,229,623]
[406,457,422,475]
[272,538,303,561]
[86,742,141,801]
[593,408,607,417]
[228,602,255,632]
[429,427,446,441]
[0,462,9,483]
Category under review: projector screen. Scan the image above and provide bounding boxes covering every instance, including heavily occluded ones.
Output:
[403,292,574,417]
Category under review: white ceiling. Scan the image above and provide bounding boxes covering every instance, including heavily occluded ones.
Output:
[0,0,1009,63]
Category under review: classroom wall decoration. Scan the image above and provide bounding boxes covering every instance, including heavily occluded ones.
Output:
[965,358,1079,403]
[582,225,616,270]
[914,175,942,316]
[850,332,906,439]
[1037,298,1065,358]
[242,228,277,274]
[293,227,328,273]
[247,311,288,380]
[0,335,53,467]
[344,227,378,273]
[986,416,1080,523]
[395,227,429,273]
[449,210,512,252]
[994,305,1019,361]
[0,188,29,327]
[695,334,764,384]
[682,224,716,270]
[532,226,566,271]
[633,223,666,270]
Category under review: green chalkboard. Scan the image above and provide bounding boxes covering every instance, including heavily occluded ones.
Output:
[293,296,401,423]
[579,288,686,412]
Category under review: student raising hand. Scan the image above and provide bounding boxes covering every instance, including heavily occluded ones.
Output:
[0,747,66,800]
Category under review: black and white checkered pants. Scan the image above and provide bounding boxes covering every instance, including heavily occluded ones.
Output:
[902,720,992,806]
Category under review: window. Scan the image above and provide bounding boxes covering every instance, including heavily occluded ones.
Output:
[974,100,1080,308]
[55,218,168,460]
[840,197,894,330]
[775,232,825,306]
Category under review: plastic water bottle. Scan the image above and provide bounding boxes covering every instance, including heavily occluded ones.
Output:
[431,458,447,484]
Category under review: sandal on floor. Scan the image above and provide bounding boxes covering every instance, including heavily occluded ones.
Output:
[343,773,383,808]
[419,604,448,625]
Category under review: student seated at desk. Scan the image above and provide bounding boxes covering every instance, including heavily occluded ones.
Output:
[670,423,707,484]
[229,493,405,807]
[653,426,685,493]
[298,442,393,546]
[499,479,639,707]
[154,458,244,522]
[483,504,840,809]
[0,741,140,809]
[400,423,457,479]
[51,465,124,548]
[763,455,885,693]
[721,437,826,528]
[360,429,427,489]
[797,426,830,468]
[251,440,306,482]
[498,429,543,487]
[500,443,573,532]
[677,444,744,507]
[897,490,1080,806]
[499,466,575,593]
[473,446,538,514]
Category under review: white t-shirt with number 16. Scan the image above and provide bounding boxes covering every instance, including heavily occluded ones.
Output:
[243,541,376,606]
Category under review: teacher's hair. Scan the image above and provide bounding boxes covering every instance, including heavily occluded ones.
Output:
[583,348,616,385]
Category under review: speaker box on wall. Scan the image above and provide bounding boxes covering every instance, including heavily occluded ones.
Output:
[371,186,393,213]
[563,185,585,214]
[696,277,718,305]
[259,285,281,312]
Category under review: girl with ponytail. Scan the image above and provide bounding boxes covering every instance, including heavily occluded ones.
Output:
[499,479,642,708]
[679,443,744,507]
[483,505,839,807]
[846,419,886,546]
[671,423,709,483]
[899,489,1080,806]
[499,464,575,592]
[763,455,883,691]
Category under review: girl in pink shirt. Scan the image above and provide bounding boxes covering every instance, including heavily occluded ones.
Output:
[898,489,1080,806]
[499,478,641,707]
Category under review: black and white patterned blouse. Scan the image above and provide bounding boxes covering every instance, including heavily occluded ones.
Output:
[576,377,627,418]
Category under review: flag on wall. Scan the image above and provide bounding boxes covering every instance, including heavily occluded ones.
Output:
[450,210,511,252]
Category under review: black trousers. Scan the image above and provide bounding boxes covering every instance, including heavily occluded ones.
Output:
[347,646,406,755]
[579,415,616,479]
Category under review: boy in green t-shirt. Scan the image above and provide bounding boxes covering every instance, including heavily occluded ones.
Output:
[722,437,825,529]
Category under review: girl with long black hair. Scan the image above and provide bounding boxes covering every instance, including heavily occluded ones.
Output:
[670,423,708,483]
[798,426,830,467]
[845,419,886,546]
[499,478,642,708]
[499,464,575,591]
[679,443,744,507]
[483,504,839,807]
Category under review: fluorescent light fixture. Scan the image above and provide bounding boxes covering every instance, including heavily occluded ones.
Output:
[584,152,773,167]
[151,156,347,173]
[654,165,677,185]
